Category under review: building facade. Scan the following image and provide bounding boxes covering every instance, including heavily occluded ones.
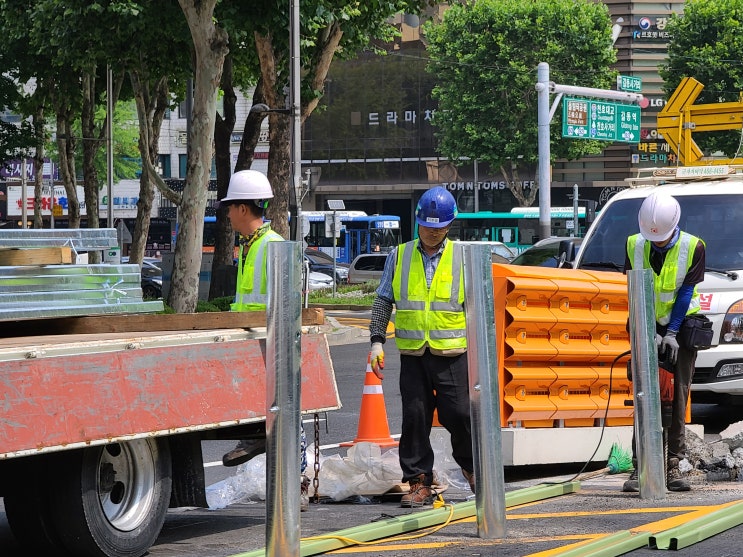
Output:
[152,1,683,243]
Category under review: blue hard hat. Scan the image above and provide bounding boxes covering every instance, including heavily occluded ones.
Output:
[415,187,458,228]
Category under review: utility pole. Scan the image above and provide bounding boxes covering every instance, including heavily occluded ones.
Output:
[535,62,643,242]
[289,0,302,243]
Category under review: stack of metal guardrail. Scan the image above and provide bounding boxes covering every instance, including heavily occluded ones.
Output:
[0,228,164,320]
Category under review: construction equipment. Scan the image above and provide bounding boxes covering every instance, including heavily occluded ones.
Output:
[657,76,743,166]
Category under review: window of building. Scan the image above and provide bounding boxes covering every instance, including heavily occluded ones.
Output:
[158,154,171,178]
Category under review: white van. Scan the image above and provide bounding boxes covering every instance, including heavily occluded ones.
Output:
[573,168,743,404]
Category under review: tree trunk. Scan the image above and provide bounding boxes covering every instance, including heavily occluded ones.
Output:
[254,32,290,239]
[32,105,45,230]
[170,0,228,313]
[234,78,265,173]
[265,113,290,240]
[211,53,237,284]
[500,161,539,207]
[129,71,170,265]
[81,72,101,263]
[55,111,81,229]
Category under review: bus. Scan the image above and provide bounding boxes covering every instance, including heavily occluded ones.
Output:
[302,211,402,263]
[414,207,590,254]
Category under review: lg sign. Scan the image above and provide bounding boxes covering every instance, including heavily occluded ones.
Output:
[639,97,666,109]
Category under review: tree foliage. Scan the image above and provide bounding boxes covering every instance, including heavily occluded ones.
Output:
[660,0,743,157]
[242,0,429,239]
[0,64,34,165]
[424,0,617,205]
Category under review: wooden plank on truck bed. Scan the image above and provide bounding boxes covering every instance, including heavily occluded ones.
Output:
[0,307,325,337]
[0,246,73,265]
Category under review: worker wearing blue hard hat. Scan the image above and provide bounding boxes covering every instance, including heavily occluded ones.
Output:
[368,186,474,507]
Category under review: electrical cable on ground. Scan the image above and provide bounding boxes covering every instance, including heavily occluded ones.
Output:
[302,496,456,546]
[549,349,634,484]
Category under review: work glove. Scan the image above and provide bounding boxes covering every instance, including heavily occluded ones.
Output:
[661,331,679,365]
[655,333,663,349]
[370,342,385,379]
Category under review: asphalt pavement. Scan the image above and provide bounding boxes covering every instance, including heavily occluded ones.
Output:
[3,314,743,556]
[128,465,743,556]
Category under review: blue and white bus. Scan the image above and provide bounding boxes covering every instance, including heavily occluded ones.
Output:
[414,207,589,254]
[302,211,402,263]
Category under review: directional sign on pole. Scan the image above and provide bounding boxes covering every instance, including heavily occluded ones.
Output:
[562,97,641,143]
[617,75,642,93]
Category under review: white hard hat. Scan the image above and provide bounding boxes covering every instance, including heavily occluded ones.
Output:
[219,170,273,204]
[638,192,680,242]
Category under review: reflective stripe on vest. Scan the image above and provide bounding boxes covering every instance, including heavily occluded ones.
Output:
[232,230,283,312]
[627,232,701,325]
[392,240,466,351]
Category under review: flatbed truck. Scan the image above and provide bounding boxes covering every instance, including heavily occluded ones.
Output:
[0,310,340,557]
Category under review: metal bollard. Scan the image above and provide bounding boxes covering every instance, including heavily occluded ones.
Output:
[627,268,666,500]
[266,241,303,555]
[461,242,506,538]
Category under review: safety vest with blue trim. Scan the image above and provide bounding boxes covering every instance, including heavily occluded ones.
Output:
[232,229,284,312]
[627,232,701,326]
[392,239,466,353]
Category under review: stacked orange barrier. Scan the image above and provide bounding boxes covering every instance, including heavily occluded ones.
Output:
[491,264,633,429]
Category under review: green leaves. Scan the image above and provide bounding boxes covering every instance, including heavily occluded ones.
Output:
[660,0,743,157]
[425,0,616,168]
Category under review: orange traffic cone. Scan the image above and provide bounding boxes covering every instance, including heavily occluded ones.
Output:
[341,352,399,448]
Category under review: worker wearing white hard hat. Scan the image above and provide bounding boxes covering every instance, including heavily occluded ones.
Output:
[219,170,311,511]
[622,191,706,493]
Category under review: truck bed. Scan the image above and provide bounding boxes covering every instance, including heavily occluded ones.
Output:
[0,311,340,460]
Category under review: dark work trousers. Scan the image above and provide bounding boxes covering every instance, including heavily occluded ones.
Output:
[632,344,696,462]
[398,349,473,483]
[669,345,696,458]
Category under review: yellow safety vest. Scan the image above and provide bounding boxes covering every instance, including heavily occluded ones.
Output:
[392,239,466,354]
[627,232,701,326]
[232,229,284,312]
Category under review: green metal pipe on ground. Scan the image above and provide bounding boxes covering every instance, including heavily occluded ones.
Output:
[545,530,652,557]
[233,481,581,557]
[549,498,743,555]
[650,499,743,550]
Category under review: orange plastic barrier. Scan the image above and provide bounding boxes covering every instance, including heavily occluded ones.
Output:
[491,264,633,428]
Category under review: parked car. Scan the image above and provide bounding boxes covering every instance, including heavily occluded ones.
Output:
[305,270,334,291]
[509,237,583,268]
[347,253,389,284]
[473,241,517,263]
[122,256,163,299]
[304,248,349,284]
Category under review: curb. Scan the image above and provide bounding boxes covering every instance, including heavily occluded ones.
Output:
[322,315,369,346]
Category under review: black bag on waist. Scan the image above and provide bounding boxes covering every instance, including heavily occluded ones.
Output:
[679,313,713,350]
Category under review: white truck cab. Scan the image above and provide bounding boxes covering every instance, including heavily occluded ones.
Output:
[573,167,743,404]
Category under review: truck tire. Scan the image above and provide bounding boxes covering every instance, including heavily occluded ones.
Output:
[49,438,172,557]
[4,454,70,555]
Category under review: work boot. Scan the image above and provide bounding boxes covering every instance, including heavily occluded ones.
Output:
[401,474,434,508]
[300,475,310,512]
[222,437,267,467]
[622,469,639,493]
[462,469,476,493]
[667,477,691,492]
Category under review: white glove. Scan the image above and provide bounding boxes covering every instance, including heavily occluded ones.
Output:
[655,333,663,348]
[661,331,679,364]
[370,342,385,372]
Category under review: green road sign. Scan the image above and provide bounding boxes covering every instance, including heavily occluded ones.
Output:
[562,97,641,143]
[617,75,642,92]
